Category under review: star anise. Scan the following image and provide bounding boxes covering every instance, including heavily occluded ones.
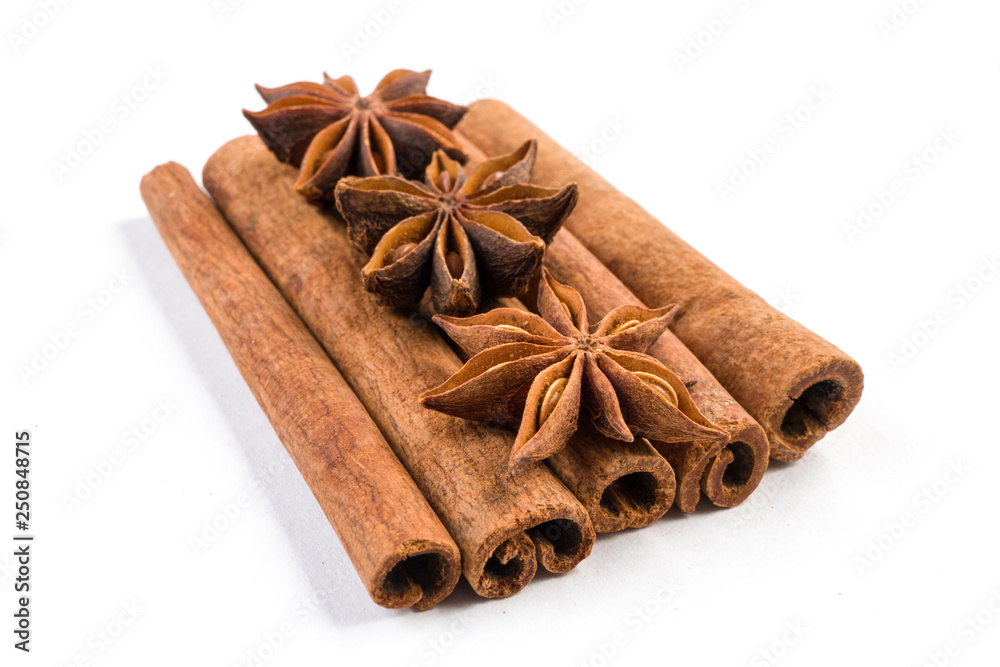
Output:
[334,140,578,316]
[243,69,467,200]
[420,269,727,466]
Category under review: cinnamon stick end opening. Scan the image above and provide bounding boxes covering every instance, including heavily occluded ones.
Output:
[374,546,461,611]
[647,439,720,514]
[700,423,770,508]
[530,518,591,573]
[593,468,674,532]
[473,533,537,599]
[769,358,864,462]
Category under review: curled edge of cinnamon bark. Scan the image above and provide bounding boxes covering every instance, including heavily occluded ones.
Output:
[456,133,765,511]
[455,298,677,532]
[140,162,461,610]
[548,428,676,531]
[202,137,595,598]
[457,99,864,463]
[530,230,770,511]
[425,137,678,531]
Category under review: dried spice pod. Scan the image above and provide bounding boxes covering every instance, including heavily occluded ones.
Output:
[453,134,767,509]
[421,269,727,467]
[458,100,864,462]
[140,162,460,610]
[335,140,578,316]
[243,69,467,200]
[539,230,769,511]
[439,297,676,533]
[204,136,595,598]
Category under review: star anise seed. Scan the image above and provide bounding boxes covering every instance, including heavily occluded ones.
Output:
[420,269,728,466]
[243,69,468,200]
[334,140,578,316]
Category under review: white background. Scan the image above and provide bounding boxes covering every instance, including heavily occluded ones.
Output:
[3,0,999,665]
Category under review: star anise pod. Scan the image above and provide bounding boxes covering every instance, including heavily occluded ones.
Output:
[420,269,727,466]
[334,140,578,316]
[243,69,467,200]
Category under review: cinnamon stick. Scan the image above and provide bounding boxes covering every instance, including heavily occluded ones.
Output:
[140,162,460,610]
[458,101,864,462]
[203,137,595,598]
[455,135,764,511]
[468,298,676,531]
[546,430,675,530]
[540,232,768,511]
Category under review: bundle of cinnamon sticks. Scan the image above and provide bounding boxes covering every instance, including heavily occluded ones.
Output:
[141,82,862,611]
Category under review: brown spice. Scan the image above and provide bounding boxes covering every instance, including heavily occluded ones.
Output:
[244,69,467,200]
[203,136,595,598]
[457,100,864,463]
[443,298,676,533]
[140,162,460,609]
[540,231,770,511]
[421,270,726,467]
[547,427,675,531]
[334,140,577,316]
[455,133,767,509]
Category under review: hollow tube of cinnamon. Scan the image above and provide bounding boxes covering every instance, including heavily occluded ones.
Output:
[444,140,676,527]
[203,137,595,598]
[547,429,675,529]
[458,101,864,462]
[539,232,769,510]
[140,162,461,610]
[456,134,766,510]
[466,298,676,530]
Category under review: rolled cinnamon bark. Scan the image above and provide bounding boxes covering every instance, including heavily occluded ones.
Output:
[141,163,460,610]
[456,135,763,510]
[203,137,595,598]
[546,431,675,530]
[540,231,768,510]
[458,101,864,462]
[472,298,676,530]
